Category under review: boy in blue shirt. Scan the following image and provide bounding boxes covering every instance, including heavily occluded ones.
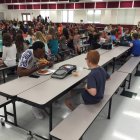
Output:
[65,50,110,110]
[131,33,140,56]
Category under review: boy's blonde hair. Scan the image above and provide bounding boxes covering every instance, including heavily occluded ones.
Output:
[87,50,100,65]
[35,31,47,43]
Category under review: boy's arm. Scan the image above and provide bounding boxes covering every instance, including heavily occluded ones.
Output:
[85,75,97,96]
[85,85,97,96]
[17,63,48,77]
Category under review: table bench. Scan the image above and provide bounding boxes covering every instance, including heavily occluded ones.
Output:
[50,71,128,140]
[0,96,14,126]
[118,56,140,89]
[0,64,18,83]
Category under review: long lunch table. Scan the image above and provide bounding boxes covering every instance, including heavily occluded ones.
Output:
[0,48,110,98]
[17,51,117,106]
[0,46,131,140]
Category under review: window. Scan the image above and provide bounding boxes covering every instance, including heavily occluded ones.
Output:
[22,13,31,21]
[68,11,74,23]
[62,10,68,22]
[87,10,94,23]
[94,10,101,23]
[62,10,74,23]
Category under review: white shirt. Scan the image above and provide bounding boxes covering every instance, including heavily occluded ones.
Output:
[18,49,38,69]
[2,44,17,67]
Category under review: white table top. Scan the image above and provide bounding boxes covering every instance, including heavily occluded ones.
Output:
[96,48,109,55]
[17,69,90,105]
[0,48,109,97]
[0,75,51,96]
[101,46,130,59]
[17,69,128,106]
[0,46,129,99]
[50,71,128,140]
[118,56,140,73]
[53,48,113,69]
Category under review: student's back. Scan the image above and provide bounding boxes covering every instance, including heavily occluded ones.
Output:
[2,33,17,67]
[82,67,109,104]
[2,44,17,66]
[132,39,140,56]
[48,39,59,55]
[131,33,140,56]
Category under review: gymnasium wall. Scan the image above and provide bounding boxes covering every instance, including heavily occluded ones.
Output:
[2,8,140,25]
[0,1,140,25]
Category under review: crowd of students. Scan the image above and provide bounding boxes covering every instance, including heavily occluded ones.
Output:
[0,17,140,66]
[0,16,140,119]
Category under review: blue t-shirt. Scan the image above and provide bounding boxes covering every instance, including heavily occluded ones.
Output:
[82,67,110,104]
[111,35,116,42]
[132,39,140,56]
[48,39,59,55]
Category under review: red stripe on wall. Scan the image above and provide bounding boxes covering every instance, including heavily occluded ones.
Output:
[107,2,119,8]
[27,5,33,9]
[26,0,33,2]
[19,0,25,3]
[85,2,95,8]
[14,5,19,9]
[33,4,41,9]
[59,0,68,1]
[41,0,50,2]
[41,4,48,9]
[66,3,74,9]
[48,4,57,9]
[57,4,65,9]
[5,0,11,3]
[33,0,41,2]
[20,5,27,9]
[8,5,13,9]
[12,0,18,3]
[50,0,58,2]
[134,1,140,7]
[96,2,107,8]
[120,1,133,8]
[75,3,84,9]
[0,0,5,3]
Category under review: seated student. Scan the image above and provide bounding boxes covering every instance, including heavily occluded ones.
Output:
[17,41,51,119]
[17,41,51,77]
[47,28,62,61]
[131,33,140,56]
[110,30,117,43]
[0,33,17,67]
[119,29,132,47]
[89,34,101,50]
[35,31,51,57]
[73,28,81,55]
[65,50,110,110]
[15,33,25,61]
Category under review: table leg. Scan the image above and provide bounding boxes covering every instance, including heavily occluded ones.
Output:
[136,65,139,74]
[128,73,132,89]
[49,103,52,140]
[107,98,112,119]
[112,58,116,73]
[4,106,8,122]
[13,101,18,126]
[2,70,6,83]
[123,79,126,92]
